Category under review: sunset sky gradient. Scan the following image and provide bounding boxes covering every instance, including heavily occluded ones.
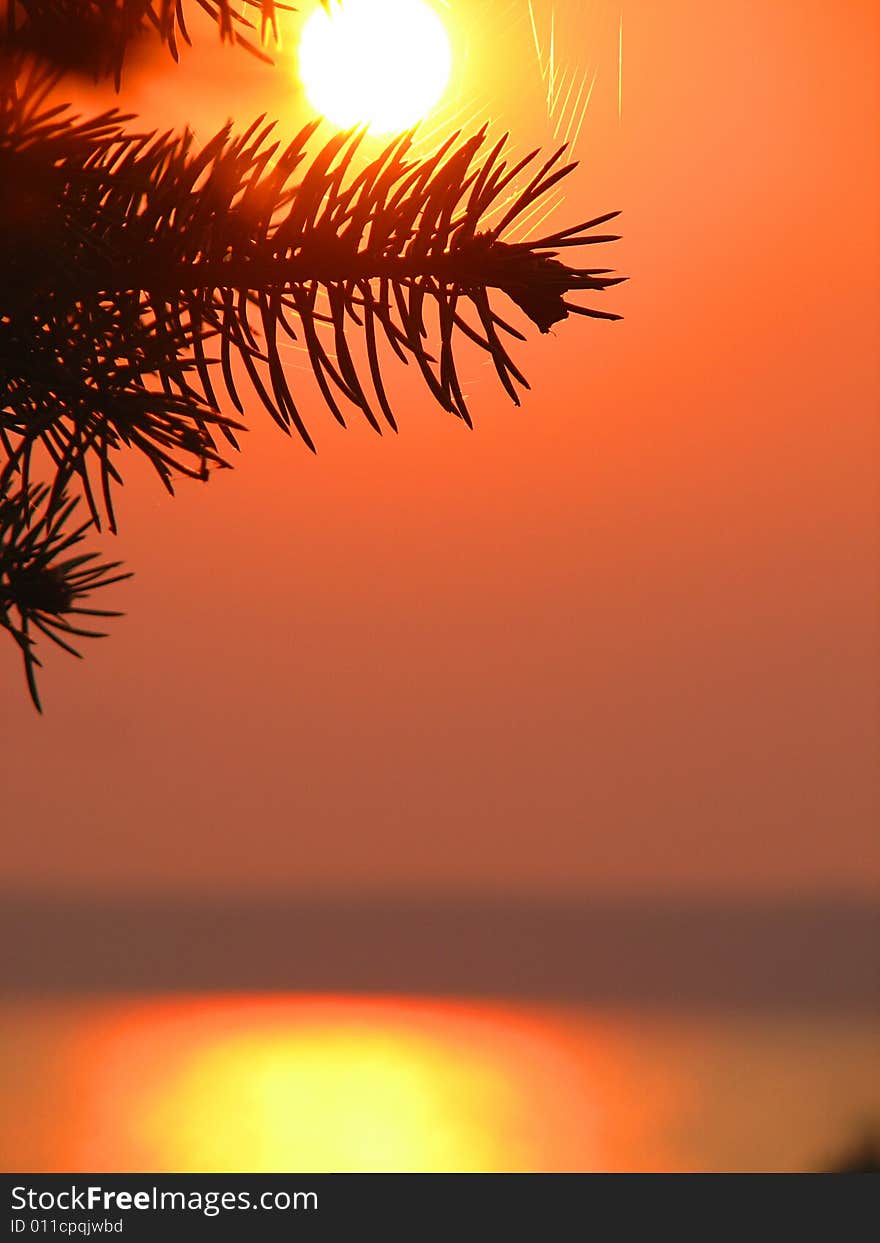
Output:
[2,0,878,900]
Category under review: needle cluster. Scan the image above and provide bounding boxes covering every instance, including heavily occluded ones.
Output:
[2,0,282,83]
[0,481,129,709]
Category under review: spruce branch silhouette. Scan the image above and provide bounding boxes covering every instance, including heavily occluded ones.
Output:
[3,0,287,84]
[1,68,622,527]
[1,56,623,709]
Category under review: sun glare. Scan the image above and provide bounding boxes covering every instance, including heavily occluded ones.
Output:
[298,0,452,133]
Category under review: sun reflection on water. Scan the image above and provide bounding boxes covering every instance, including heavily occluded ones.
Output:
[6,995,669,1172]
[4,995,878,1171]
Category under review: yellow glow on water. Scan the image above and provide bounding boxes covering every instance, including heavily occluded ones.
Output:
[299,0,452,133]
[3,996,878,1172]
[59,997,614,1171]
[132,1010,525,1171]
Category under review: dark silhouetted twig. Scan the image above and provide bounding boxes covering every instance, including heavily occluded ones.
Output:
[0,481,130,710]
[825,1127,880,1173]
[2,0,286,84]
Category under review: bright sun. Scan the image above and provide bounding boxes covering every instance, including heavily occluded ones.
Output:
[299,0,452,133]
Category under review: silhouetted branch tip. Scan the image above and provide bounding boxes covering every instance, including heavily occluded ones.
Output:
[1,0,289,85]
[0,482,131,710]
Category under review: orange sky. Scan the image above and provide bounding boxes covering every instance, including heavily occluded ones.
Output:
[1,0,878,897]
